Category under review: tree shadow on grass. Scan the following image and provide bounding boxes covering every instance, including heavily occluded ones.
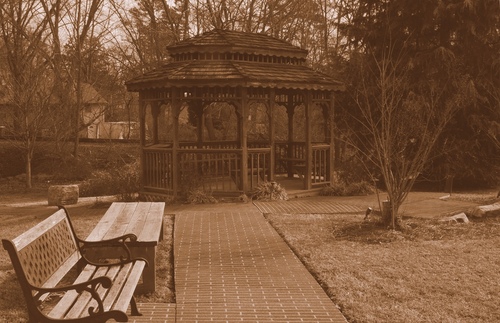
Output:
[0,269,29,322]
[332,219,405,244]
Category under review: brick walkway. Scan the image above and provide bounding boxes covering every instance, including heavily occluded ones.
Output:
[174,211,346,322]
[254,200,363,214]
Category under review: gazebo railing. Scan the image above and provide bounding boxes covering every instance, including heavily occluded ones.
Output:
[143,145,270,195]
[143,146,174,194]
[142,142,329,195]
[311,144,330,185]
[275,142,330,185]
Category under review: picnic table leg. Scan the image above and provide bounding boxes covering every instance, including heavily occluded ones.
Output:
[130,245,156,294]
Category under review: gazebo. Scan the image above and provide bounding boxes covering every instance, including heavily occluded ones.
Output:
[126,29,344,198]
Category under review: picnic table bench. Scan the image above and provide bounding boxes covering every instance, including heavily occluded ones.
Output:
[2,206,147,322]
[84,202,165,294]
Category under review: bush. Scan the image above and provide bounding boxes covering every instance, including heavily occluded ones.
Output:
[252,181,288,201]
[0,144,24,177]
[320,180,374,196]
[79,160,140,200]
[186,188,218,204]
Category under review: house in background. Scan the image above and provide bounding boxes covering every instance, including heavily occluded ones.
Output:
[79,83,139,140]
[79,83,108,139]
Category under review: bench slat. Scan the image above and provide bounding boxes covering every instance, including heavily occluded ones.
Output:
[103,203,139,240]
[112,262,145,314]
[124,202,151,236]
[38,251,80,304]
[63,266,111,319]
[86,266,121,315]
[137,203,165,242]
[49,265,97,319]
[12,210,68,250]
[86,203,126,241]
[101,263,133,311]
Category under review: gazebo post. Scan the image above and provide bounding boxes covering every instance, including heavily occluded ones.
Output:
[151,102,160,144]
[286,95,295,179]
[305,91,312,190]
[329,92,335,184]
[268,89,276,181]
[171,88,181,196]
[194,100,204,148]
[139,93,146,192]
[239,87,249,192]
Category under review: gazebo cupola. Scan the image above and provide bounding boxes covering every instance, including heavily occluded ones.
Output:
[126,29,344,198]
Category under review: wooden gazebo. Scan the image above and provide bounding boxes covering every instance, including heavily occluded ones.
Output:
[126,29,344,198]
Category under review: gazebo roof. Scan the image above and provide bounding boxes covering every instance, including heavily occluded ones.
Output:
[167,29,308,59]
[126,29,344,92]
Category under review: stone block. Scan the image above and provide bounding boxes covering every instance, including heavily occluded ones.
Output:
[48,185,79,206]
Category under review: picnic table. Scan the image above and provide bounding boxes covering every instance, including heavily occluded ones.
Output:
[85,202,165,294]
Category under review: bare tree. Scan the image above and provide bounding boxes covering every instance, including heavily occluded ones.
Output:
[349,41,468,229]
[0,0,54,188]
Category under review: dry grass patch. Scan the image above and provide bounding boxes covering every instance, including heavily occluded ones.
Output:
[267,212,500,323]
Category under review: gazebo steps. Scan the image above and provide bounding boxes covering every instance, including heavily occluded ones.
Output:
[139,191,174,202]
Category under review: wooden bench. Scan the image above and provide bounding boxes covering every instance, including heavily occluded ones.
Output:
[2,206,147,322]
[84,202,165,294]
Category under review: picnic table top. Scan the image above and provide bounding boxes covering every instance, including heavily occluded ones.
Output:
[86,202,165,244]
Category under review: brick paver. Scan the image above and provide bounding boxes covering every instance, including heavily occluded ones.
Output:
[174,211,346,322]
[127,303,176,322]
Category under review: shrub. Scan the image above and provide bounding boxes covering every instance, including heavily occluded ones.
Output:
[179,171,218,204]
[320,180,374,196]
[345,181,375,195]
[186,188,218,204]
[79,160,140,200]
[320,182,347,196]
[252,181,288,201]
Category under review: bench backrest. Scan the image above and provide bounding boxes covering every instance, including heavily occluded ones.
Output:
[2,209,81,294]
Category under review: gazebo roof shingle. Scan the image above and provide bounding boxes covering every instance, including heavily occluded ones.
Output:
[126,29,344,92]
[127,60,343,91]
[167,29,308,58]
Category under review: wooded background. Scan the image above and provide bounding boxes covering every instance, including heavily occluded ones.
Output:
[0,0,498,190]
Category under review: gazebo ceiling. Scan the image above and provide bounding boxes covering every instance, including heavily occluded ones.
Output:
[126,29,344,92]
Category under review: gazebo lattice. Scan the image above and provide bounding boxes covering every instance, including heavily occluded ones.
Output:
[126,29,344,198]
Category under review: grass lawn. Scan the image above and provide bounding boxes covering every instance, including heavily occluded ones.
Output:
[266,210,500,322]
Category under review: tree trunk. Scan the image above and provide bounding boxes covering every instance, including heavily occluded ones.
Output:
[25,152,32,189]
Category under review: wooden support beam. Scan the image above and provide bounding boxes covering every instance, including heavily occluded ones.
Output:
[194,100,204,148]
[151,102,161,144]
[239,87,249,192]
[305,91,312,190]
[172,88,181,196]
[329,92,335,184]
[268,89,276,181]
[139,92,146,192]
[286,94,295,179]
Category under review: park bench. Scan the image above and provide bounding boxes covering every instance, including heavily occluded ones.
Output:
[2,206,148,323]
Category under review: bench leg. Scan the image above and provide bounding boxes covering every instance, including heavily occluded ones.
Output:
[130,296,142,316]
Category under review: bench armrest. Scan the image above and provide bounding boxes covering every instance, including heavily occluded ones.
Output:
[79,234,149,267]
[34,276,111,315]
